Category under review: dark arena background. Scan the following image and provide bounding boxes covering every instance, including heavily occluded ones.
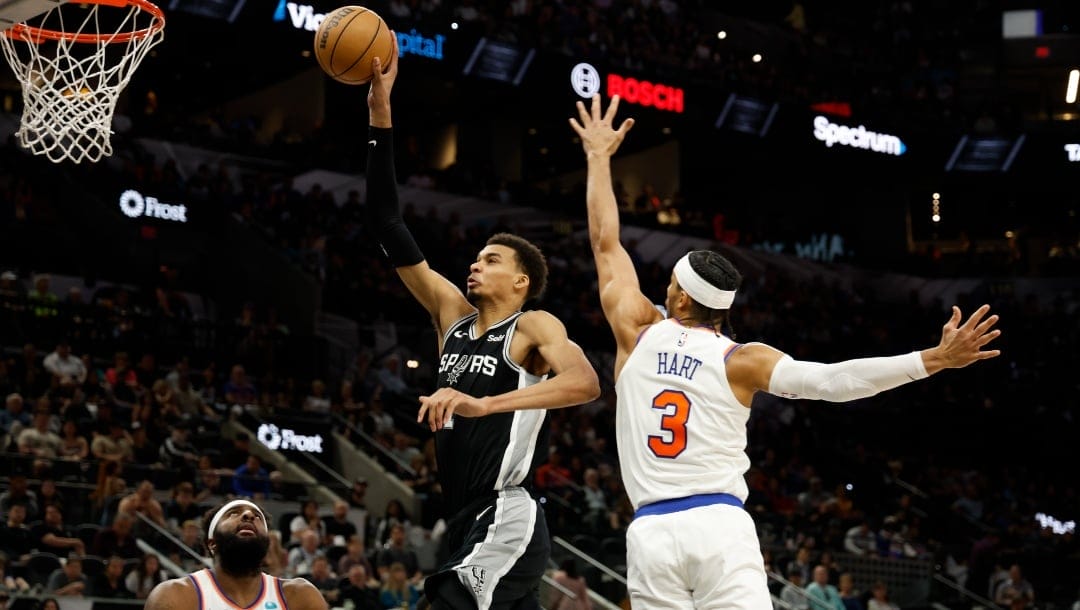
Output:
[1,0,1078,608]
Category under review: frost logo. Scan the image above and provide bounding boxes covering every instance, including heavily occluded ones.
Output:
[570,62,601,98]
[257,423,325,453]
[118,190,188,223]
[257,423,282,451]
[812,116,906,156]
[1065,143,1080,162]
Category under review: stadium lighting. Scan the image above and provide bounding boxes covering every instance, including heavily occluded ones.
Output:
[1067,69,1079,103]
[752,53,762,63]
[406,359,419,369]
[716,31,727,40]
[451,21,459,30]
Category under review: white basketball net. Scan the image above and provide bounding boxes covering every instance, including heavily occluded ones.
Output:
[0,1,164,163]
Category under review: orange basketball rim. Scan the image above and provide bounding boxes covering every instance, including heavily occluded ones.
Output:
[3,0,165,45]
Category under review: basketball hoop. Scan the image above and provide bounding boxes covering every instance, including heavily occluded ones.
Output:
[0,0,165,163]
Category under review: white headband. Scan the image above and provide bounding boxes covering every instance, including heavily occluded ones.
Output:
[673,253,736,309]
[207,500,267,540]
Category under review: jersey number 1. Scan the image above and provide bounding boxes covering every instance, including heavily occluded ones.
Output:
[648,389,691,459]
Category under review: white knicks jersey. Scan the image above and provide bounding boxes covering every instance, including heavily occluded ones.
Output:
[188,569,287,610]
[615,319,751,511]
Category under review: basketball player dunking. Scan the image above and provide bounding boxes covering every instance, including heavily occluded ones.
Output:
[366,42,601,609]
[570,94,1002,608]
[144,500,327,610]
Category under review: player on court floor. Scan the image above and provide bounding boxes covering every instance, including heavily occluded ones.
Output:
[570,94,1002,609]
[144,499,327,610]
[365,40,601,610]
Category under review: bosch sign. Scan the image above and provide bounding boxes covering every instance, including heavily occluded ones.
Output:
[570,62,684,113]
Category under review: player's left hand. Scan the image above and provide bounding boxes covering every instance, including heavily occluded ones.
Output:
[418,387,490,431]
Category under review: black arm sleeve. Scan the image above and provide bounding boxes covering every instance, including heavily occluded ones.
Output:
[366,126,424,267]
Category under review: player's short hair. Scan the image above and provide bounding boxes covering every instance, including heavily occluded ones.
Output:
[487,233,548,301]
[680,250,743,335]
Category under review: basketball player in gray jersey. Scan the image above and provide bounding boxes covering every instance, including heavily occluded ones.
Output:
[365,40,600,610]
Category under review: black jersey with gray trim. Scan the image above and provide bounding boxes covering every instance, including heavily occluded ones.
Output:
[436,311,550,516]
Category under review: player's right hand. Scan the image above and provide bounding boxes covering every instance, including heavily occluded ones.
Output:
[569,94,634,159]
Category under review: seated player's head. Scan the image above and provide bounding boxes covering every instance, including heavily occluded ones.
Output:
[666,250,742,329]
[204,500,271,577]
[467,233,548,307]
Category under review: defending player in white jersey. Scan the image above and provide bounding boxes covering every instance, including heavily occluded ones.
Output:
[144,499,327,610]
[570,94,1002,609]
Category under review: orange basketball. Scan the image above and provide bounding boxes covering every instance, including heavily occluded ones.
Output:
[313,6,395,85]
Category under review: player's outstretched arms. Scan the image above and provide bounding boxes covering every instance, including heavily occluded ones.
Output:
[570,94,660,357]
[728,304,1001,405]
[365,37,472,334]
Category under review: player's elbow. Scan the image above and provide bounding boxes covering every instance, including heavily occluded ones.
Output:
[578,366,601,404]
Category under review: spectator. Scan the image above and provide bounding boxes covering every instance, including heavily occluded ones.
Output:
[0,505,33,561]
[31,504,85,556]
[232,454,271,499]
[164,482,203,531]
[303,556,339,604]
[378,562,421,610]
[193,455,227,502]
[286,529,324,577]
[223,364,256,405]
[17,409,62,471]
[90,420,133,463]
[263,530,289,578]
[221,432,252,470]
[0,394,30,437]
[302,379,331,413]
[0,552,30,593]
[57,419,89,462]
[91,555,131,596]
[125,553,167,599]
[781,570,810,610]
[42,340,86,388]
[805,565,845,610]
[373,499,410,547]
[159,422,199,474]
[348,477,369,510]
[0,473,39,519]
[844,520,878,556]
[838,573,865,610]
[323,499,358,547]
[867,581,899,610]
[45,554,87,597]
[117,480,167,528]
[289,500,326,546]
[337,537,375,580]
[337,564,380,610]
[375,524,419,581]
[549,559,592,610]
[92,513,140,559]
[994,564,1034,608]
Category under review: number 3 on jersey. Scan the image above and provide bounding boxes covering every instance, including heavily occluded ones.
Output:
[648,389,691,458]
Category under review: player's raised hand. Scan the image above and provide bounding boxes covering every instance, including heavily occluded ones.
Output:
[368,32,399,125]
[925,304,1001,371]
[569,94,635,159]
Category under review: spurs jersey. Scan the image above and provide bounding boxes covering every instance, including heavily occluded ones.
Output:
[188,569,287,610]
[615,318,750,510]
[436,312,549,515]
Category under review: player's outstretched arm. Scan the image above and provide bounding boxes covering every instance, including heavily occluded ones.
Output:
[728,304,1001,405]
[366,36,472,335]
[570,95,661,355]
[417,311,600,430]
[144,578,196,610]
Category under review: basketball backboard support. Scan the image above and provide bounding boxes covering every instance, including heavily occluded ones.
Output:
[0,0,67,32]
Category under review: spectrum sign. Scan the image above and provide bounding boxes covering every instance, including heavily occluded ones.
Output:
[570,62,684,113]
[812,116,906,156]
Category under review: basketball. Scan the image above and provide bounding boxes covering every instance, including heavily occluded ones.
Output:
[313,6,395,85]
